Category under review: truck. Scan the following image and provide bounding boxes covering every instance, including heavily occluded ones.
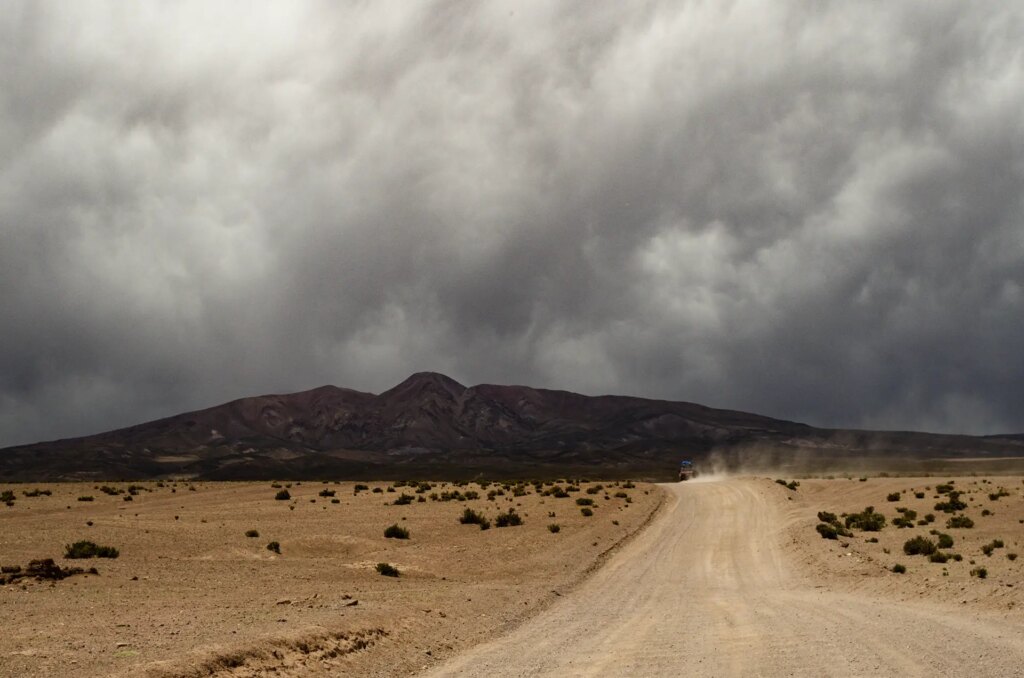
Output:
[678,460,697,481]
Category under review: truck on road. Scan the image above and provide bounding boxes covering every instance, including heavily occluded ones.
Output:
[678,460,697,481]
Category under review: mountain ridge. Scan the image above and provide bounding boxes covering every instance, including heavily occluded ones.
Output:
[2,372,1022,481]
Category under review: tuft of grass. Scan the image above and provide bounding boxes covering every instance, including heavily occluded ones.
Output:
[547,523,561,533]
[494,509,523,527]
[892,563,906,574]
[384,524,410,539]
[392,493,415,506]
[274,490,291,501]
[970,567,987,579]
[458,508,491,530]
[375,562,399,577]
[245,529,259,538]
[903,536,936,556]
[816,523,839,540]
[887,492,901,502]
[266,541,281,554]
[934,491,967,513]
[77,496,94,502]
[580,507,594,517]
[844,506,886,532]
[946,514,974,529]
[981,539,1004,557]
[64,541,119,559]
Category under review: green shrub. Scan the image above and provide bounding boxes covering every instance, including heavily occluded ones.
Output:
[980,539,1004,557]
[494,509,523,527]
[970,567,987,579]
[318,489,335,498]
[274,490,291,501]
[946,515,974,529]
[384,524,410,539]
[929,552,949,563]
[903,536,936,556]
[817,511,838,524]
[887,492,900,502]
[64,541,119,559]
[580,507,594,517]
[393,494,415,506]
[548,523,561,533]
[845,506,886,532]
[245,529,259,538]
[1008,553,1018,561]
[816,523,839,540]
[936,533,954,549]
[77,496,94,502]
[376,562,399,577]
[934,492,967,513]
[892,563,906,574]
[575,497,594,506]
[914,492,925,499]
[459,508,491,530]
[353,484,369,492]
[266,541,281,554]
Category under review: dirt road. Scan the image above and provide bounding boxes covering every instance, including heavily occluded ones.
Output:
[421,478,1024,677]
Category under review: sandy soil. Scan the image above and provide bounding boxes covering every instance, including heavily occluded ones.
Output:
[0,479,661,677]
[421,475,1024,677]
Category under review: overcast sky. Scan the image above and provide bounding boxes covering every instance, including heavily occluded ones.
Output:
[2,1,1023,447]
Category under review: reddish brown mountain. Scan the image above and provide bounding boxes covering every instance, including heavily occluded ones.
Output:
[2,372,1022,480]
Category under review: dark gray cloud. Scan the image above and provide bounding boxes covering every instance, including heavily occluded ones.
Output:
[2,0,1023,446]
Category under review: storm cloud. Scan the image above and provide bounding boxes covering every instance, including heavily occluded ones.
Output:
[2,1,1023,447]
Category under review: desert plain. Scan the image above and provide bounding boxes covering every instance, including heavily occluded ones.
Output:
[3,473,1024,676]
[0,478,661,677]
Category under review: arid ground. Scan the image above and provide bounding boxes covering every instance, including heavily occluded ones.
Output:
[4,474,1024,676]
[0,479,661,677]
[425,474,1024,676]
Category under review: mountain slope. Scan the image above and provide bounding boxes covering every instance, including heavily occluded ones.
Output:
[1,372,1022,480]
